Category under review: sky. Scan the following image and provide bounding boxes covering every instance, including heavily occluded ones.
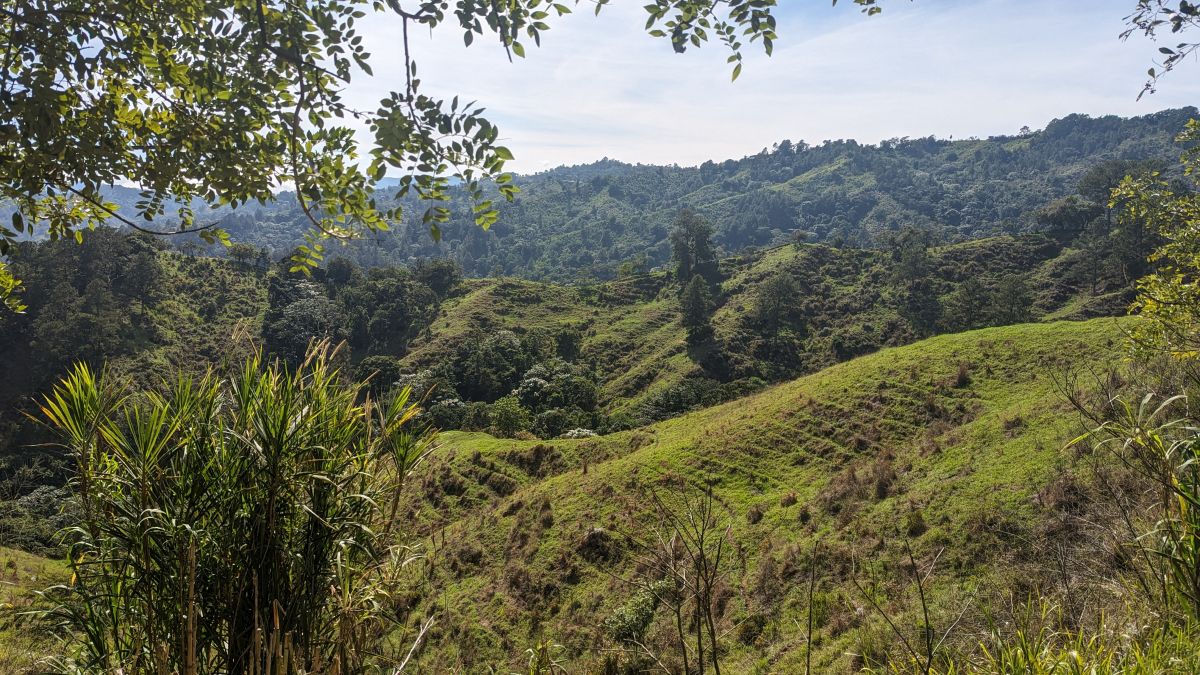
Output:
[345,0,1200,174]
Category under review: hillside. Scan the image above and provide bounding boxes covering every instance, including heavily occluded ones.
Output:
[0,317,1145,672]
[0,232,266,507]
[394,317,1132,672]
[0,227,1134,462]
[206,107,1195,281]
[396,234,1128,421]
[8,2,1200,671]
[0,546,67,671]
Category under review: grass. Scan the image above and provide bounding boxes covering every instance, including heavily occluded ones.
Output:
[0,240,1148,669]
[0,546,66,673]
[399,235,1111,418]
[0,316,1173,671]
[396,317,1134,671]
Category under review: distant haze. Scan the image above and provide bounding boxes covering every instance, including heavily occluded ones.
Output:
[343,0,1200,173]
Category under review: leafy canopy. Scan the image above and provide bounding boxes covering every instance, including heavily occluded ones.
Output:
[1124,1,1200,98]
[0,0,858,311]
[1120,119,1200,357]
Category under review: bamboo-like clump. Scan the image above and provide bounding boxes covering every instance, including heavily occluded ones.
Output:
[37,341,433,674]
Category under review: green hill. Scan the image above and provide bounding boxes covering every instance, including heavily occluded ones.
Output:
[396,234,1127,421]
[0,228,1132,470]
[205,107,1195,282]
[394,317,1131,671]
[0,317,1134,671]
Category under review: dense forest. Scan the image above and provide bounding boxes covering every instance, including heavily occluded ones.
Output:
[158,107,1199,281]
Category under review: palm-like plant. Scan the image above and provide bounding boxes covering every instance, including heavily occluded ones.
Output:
[38,342,432,674]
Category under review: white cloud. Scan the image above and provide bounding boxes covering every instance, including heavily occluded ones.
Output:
[343,0,1200,173]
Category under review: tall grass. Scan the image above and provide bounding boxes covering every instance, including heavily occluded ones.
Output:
[868,600,1200,673]
[1075,392,1200,622]
[37,342,432,674]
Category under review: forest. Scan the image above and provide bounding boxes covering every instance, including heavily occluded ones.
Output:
[145,107,1195,282]
[5,0,1200,673]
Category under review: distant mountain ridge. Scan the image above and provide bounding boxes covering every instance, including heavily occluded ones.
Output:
[48,106,1200,280]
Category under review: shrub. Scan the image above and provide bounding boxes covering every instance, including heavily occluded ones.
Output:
[462,401,491,430]
[37,343,433,673]
[562,428,598,439]
[904,509,927,537]
[532,406,591,439]
[578,527,621,563]
[354,354,403,395]
[747,504,765,524]
[953,361,972,387]
[604,583,662,638]
[490,395,531,437]
[736,613,768,645]
[426,397,467,430]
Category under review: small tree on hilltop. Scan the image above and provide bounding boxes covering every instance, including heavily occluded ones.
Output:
[490,395,532,438]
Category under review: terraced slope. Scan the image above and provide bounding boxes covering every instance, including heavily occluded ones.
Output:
[398,236,1122,417]
[399,318,1127,672]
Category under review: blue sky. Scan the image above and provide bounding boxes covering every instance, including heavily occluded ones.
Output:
[348,1,1200,173]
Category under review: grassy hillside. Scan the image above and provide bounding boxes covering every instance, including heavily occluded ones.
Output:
[398,235,1124,419]
[0,546,66,672]
[0,229,1127,467]
[0,316,1183,671]
[395,317,1130,671]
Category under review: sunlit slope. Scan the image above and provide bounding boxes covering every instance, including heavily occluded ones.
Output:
[399,274,692,412]
[399,237,1120,417]
[403,317,1127,671]
[0,547,67,671]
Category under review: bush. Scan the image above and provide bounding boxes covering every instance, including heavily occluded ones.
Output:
[462,401,491,431]
[426,397,467,430]
[532,406,592,439]
[606,585,662,644]
[562,428,597,439]
[490,395,531,437]
[636,377,723,423]
[37,343,433,673]
[354,354,403,395]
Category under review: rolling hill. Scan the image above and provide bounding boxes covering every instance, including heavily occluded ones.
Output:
[207,107,1195,282]
[393,317,1134,672]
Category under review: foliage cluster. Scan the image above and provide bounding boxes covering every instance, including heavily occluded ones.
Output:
[37,344,432,673]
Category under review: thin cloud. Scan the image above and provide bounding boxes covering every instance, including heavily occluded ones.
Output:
[343,0,1200,173]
